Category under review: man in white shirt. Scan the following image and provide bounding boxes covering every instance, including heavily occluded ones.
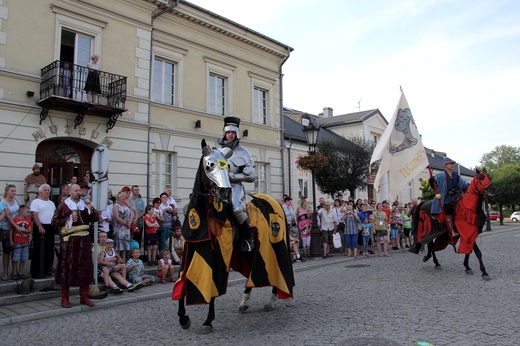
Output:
[317,199,338,258]
[30,184,56,278]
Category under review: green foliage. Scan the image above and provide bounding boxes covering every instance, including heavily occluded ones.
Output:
[479,145,520,173]
[489,164,520,208]
[314,136,373,197]
[419,178,435,201]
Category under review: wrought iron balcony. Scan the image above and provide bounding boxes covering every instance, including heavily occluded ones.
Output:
[37,60,127,132]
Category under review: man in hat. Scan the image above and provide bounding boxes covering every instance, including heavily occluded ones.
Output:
[24,164,47,204]
[219,116,256,252]
[430,157,468,237]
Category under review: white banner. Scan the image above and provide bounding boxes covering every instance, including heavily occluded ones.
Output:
[370,89,428,200]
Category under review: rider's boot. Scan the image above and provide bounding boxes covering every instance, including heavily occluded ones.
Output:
[445,215,459,238]
[238,221,255,252]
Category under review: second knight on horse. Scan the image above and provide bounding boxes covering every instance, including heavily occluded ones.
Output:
[430,156,468,238]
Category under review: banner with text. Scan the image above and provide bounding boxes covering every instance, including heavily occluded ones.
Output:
[370,90,428,200]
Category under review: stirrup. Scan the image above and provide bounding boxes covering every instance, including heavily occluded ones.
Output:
[240,238,255,253]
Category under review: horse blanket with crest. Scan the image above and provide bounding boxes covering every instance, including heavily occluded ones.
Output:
[172,178,294,305]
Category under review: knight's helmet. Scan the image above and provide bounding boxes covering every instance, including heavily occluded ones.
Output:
[223,116,241,140]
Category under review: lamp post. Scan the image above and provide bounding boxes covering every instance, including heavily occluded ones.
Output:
[301,115,322,258]
[485,200,492,232]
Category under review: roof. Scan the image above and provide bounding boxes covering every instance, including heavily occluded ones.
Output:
[283,107,475,176]
[425,148,475,176]
[283,113,356,148]
[317,109,386,127]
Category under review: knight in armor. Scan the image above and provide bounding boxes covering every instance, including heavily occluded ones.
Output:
[430,157,468,238]
[219,116,256,252]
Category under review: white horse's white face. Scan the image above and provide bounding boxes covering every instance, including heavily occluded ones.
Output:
[202,145,232,201]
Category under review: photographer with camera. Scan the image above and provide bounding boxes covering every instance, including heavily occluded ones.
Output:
[430,157,468,238]
[282,196,304,262]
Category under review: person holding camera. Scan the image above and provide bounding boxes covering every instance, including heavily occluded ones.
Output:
[282,196,304,262]
[340,205,360,258]
[430,157,468,238]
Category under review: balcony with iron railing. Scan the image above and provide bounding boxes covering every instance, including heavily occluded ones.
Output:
[37,60,128,132]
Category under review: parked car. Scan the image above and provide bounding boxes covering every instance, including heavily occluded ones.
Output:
[510,212,520,222]
[488,211,500,220]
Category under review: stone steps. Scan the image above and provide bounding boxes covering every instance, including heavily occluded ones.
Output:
[0,265,176,307]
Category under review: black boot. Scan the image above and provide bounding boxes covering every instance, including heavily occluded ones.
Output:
[237,221,255,252]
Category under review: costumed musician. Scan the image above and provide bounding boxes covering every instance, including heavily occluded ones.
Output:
[52,184,99,308]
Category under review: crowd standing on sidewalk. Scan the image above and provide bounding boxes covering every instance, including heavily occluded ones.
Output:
[279,194,421,260]
[0,164,187,308]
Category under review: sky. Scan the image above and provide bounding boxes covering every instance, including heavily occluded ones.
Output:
[191,0,520,168]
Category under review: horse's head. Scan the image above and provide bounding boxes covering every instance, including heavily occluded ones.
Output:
[201,139,232,202]
[472,168,495,196]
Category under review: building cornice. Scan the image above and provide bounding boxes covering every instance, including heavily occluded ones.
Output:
[172,6,291,59]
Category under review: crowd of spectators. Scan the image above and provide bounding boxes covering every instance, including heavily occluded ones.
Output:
[280,194,419,260]
[0,164,184,303]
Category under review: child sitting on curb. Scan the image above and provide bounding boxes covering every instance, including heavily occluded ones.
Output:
[157,249,175,284]
[127,247,155,286]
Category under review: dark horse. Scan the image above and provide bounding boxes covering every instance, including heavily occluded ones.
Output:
[172,140,294,333]
[410,169,495,280]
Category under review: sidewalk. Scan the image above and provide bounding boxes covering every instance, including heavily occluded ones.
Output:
[0,221,516,327]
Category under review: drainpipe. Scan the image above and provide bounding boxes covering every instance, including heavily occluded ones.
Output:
[146,0,179,204]
[287,139,293,195]
[279,47,291,196]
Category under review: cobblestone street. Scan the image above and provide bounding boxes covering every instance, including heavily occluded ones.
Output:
[0,224,519,345]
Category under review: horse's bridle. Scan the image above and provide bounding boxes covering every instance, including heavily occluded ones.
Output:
[474,173,494,195]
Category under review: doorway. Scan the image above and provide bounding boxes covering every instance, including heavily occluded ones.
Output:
[36,139,94,204]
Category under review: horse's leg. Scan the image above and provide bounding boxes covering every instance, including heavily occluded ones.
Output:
[473,243,490,280]
[239,287,253,313]
[177,294,191,330]
[199,298,215,334]
[429,242,442,269]
[463,253,473,275]
[422,242,432,263]
[264,287,277,312]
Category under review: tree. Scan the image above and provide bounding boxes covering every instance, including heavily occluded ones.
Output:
[479,145,520,173]
[489,164,520,212]
[418,178,435,201]
[314,136,373,197]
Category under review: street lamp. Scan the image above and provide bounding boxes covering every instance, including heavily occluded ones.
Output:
[301,115,322,258]
[484,200,492,232]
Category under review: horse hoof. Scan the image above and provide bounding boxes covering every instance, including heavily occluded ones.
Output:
[465,270,474,275]
[263,304,275,312]
[434,265,442,270]
[239,305,249,313]
[199,325,213,334]
[482,274,491,281]
[180,317,191,330]
[422,256,429,263]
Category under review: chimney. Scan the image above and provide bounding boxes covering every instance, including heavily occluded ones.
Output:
[323,107,333,117]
